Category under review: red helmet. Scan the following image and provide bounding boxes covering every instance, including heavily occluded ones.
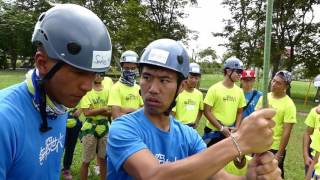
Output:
[241,70,255,78]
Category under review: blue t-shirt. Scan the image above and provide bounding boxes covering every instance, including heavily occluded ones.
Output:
[0,82,67,180]
[243,90,262,118]
[107,109,206,180]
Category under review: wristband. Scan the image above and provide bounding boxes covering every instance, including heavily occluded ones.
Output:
[230,133,243,162]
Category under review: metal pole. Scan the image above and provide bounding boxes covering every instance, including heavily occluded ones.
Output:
[262,0,274,108]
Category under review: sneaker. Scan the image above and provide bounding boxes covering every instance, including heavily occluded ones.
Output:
[62,169,72,180]
[94,165,100,176]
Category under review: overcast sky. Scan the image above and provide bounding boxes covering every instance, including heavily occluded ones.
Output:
[182,0,229,60]
[182,0,320,61]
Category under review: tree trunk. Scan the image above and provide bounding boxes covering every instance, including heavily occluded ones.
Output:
[10,49,17,70]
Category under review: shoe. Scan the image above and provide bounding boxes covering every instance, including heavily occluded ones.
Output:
[62,169,72,180]
[94,165,100,176]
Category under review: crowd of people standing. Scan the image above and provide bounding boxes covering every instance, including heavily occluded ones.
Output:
[1,3,320,180]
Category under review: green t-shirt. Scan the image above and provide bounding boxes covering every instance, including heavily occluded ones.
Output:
[204,81,246,131]
[256,93,297,150]
[81,87,110,120]
[172,89,204,124]
[107,81,143,109]
[224,156,252,176]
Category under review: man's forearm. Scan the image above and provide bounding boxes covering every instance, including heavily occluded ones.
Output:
[194,111,203,124]
[205,112,222,129]
[277,123,294,155]
[84,108,108,116]
[204,106,222,129]
[150,138,241,180]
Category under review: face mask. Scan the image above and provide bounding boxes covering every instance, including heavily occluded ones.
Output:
[120,69,137,87]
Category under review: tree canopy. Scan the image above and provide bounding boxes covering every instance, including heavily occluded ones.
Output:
[0,0,197,70]
[215,0,320,78]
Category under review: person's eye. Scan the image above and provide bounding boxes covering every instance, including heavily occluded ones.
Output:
[142,75,150,80]
[160,78,171,83]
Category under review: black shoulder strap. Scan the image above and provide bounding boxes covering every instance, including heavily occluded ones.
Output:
[243,90,257,111]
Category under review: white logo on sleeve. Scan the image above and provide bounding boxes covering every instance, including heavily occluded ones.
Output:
[154,153,177,164]
[39,133,64,165]
[92,50,111,69]
[148,49,169,64]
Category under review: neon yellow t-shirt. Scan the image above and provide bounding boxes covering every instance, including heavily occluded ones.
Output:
[224,156,252,176]
[312,127,320,176]
[256,93,296,150]
[304,107,320,175]
[204,81,246,131]
[172,89,204,124]
[102,77,113,89]
[305,107,320,135]
[81,87,110,121]
[107,81,143,109]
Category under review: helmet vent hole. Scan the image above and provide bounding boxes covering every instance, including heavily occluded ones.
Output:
[43,33,48,41]
[177,56,183,64]
[38,13,45,22]
[67,42,81,55]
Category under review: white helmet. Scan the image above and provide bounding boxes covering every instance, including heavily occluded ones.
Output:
[189,63,201,75]
[120,50,139,64]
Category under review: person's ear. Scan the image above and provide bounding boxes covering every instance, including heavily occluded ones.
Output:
[34,50,52,76]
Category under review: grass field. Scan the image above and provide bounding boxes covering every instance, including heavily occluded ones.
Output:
[0,70,318,179]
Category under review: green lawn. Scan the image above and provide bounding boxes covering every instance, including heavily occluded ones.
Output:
[0,70,26,89]
[0,70,318,179]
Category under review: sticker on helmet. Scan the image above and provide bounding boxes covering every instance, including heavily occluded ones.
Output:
[92,50,111,69]
[125,56,137,63]
[148,48,169,64]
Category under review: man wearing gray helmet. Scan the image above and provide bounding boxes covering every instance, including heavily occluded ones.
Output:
[107,39,281,180]
[256,70,296,178]
[172,62,203,129]
[107,50,143,119]
[203,57,246,147]
[0,4,112,179]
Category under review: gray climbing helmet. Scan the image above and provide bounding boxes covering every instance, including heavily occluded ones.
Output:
[275,70,292,85]
[139,39,189,78]
[224,57,244,70]
[189,62,201,75]
[120,50,139,64]
[32,4,112,73]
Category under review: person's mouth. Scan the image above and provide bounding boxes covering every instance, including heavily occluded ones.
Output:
[146,97,161,107]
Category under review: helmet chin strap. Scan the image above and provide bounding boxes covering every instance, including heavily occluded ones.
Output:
[228,69,235,83]
[163,76,184,116]
[38,61,64,132]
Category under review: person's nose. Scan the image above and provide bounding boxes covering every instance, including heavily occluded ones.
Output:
[80,73,95,92]
[148,79,160,94]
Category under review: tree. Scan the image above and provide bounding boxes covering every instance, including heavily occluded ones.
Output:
[0,0,197,70]
[216,0,320,78]
[197,47,217,62]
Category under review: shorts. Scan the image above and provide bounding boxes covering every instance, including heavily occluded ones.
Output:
[81,134,107,163]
